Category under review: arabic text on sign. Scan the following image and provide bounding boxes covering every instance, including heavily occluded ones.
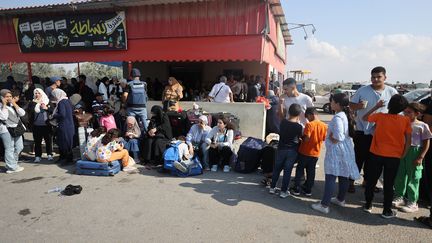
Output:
[70,19,107,36]
[55,19,67,31]
[43,21,54,31]
[31,21,42,32]
[19,22,31,32]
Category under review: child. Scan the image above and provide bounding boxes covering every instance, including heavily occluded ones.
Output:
[311,93,360,214]
[291,107,327,196]
[123,116,141,164]
[99,105,117,131]
[84,127,106,161]
[269,104,303,198]
[96,128,135,172]
[393,103,432,213]
[173,136,193,173]
[362,94,411,219]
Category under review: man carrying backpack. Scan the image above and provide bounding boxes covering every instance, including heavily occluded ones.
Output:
[122,68,149,131]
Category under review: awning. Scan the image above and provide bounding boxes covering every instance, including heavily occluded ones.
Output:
[0,35,263,63]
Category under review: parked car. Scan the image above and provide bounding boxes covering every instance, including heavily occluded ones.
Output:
[313,89,357,113]
[403,88,430,102]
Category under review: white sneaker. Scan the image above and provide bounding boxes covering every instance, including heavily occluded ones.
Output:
[122,166,137,172]
[47,155,53,161]
[311,202,329,214]
[6,166,24,174]
[392,197,405,207]
[315,164,320,168]
[174,161,188,173]
[330,197,346,207]
[400,202,418,213]
[34,157,41,163]
[223,165,230,172]
[279,191,290,198]
[269,187,276,194]
[211,165,218,172]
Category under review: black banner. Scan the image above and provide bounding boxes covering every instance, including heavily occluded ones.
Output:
[14,11,127,52]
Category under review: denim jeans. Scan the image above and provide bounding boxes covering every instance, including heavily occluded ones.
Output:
[270,148,298,192]
[321,174,350,206]
[199,142,209,168]
[294,154,319,192]
[0,132,23,171]
[127,107,148,131]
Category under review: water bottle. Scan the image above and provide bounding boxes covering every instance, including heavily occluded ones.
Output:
[48,187,62,193]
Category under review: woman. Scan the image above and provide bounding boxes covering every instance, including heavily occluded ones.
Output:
[29,88,53,162]
[205,117,234,172]
[0,89,26,173]
[124,116,141,163]
[142,106,173,165]
[162,77,183,111]
[51,89,75,166]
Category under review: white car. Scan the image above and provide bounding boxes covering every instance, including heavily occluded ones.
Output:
[403,88,430,102]
[313,89,356,113]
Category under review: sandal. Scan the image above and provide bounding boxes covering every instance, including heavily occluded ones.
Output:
[414,216,432,229]
[260,178,272,187]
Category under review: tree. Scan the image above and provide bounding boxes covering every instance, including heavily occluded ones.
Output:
[73,62,121,80]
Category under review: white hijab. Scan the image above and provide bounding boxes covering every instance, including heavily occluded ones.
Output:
[33,88,50,113]
[51,89,68,115]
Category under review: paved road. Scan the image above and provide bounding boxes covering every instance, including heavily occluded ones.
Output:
[0,112,431,242]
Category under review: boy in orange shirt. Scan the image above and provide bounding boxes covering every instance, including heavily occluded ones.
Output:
[362,94,411,219]
[291,107,328,196]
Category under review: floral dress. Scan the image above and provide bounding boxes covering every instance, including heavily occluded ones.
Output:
[96,141,121,162]
[83,135,103,161]
[324,112,360,180]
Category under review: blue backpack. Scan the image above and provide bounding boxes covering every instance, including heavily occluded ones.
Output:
[163,141,182,171]
[127,81,148,107]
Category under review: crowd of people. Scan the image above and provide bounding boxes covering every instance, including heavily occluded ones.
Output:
[1,65,432,228]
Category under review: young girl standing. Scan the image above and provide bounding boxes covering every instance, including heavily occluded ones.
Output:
[393,103,432,213]
[99,105,117,131]
[312,93,360,214]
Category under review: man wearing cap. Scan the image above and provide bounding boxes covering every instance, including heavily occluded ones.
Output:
[185,115,212,170]
[279,78,314,126]
[122,68,149,131]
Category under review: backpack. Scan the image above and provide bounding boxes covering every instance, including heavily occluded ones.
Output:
[127,81,148,107]
[163,141,182,171]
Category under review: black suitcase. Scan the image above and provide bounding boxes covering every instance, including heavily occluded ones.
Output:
[235,137,266,173]
[260,142,278,174]
[166,111,188,138]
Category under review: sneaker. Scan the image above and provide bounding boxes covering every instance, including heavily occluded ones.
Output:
[122,166,137,172]
[400,202,418,213]
[381,210,397,219]
[330,197,346,207]
[6,166,24,174]
[269,187,276,194]
[289,187,301,196]
[392,197,405,207]
[279,191,290,198]
[311,203,329,214]
[301,186,312,197]
[211,165,218,172]
[34,157,41,163]
[223,165,230,172]
[47,155,53,161]
[363,203,373,213]
[315,164,320,168]
[174,161,188,173]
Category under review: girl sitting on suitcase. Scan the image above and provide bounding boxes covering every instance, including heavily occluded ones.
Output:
[84,126,107,161]
[205,117,235,172]
[96,128,136,172]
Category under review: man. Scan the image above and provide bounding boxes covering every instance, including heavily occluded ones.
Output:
[78,74,95,113]
[45,77,61,103]
[208,76,233,103]
[61,77,74,97]
[279,78,313,126]
[349,66,398,192]
[92,93,107,128]
[122,68,149,131]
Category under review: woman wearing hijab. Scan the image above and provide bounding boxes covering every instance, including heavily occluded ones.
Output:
[162,77,183,111]
[51,89,75,165]
[142,106,173,165]
[124,116,141,163]
[28,88,53,162]
[0,89,26,173]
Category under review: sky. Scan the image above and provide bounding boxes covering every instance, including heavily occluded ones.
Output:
[1,0,432,84]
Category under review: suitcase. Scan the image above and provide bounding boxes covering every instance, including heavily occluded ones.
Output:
[76,160,121,176]
[166,111,188,138]
[260,143,278,174]
[211,112,240,131]
[235,137,266,173]
[174,156,203,177]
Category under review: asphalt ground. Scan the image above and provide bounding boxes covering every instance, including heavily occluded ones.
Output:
[0,112,431,242]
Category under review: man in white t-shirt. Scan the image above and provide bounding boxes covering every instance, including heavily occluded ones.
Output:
[279,78,314,126]
[208,76,234,103]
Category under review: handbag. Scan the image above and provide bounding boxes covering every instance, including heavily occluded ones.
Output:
[7,119,26,137]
